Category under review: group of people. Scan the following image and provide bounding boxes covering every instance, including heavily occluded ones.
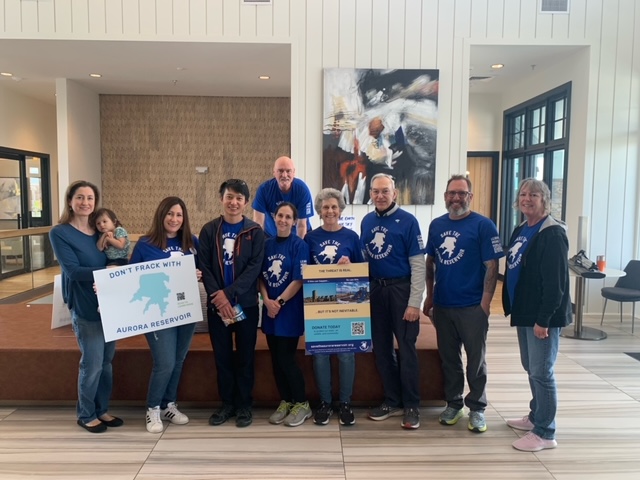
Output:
[50,155,571,453]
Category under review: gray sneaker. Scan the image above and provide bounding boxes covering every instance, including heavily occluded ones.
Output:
[439,406,464,425]
[269,400,291,425]
[284,401,312,427]
[368,402,403,421]
[468,410,487,433]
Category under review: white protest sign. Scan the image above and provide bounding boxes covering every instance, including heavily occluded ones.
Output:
[338,215,356,230]
[93,255,203,342]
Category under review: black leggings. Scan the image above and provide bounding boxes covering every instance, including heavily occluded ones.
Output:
[266,334,306,403]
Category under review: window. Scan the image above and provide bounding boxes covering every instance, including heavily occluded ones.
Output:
[499,83,571,245]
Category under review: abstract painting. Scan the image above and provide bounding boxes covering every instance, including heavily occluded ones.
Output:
[323,68,438,205]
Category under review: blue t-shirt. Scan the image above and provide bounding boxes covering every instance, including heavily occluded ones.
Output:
[426,211,504,307]
[252,177,313,237]
[261,235,309,337]
[506,218,545,309]
[360,207,424,279]
[222,220,243,289]
[305,226,364,265]
[49,224,107,322]
[130,235,199,265]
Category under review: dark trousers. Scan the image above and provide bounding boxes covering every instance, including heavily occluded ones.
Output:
[207,305,259,409]
[432,304,488,412]
[370,281,420,408]
[266,334,306,403]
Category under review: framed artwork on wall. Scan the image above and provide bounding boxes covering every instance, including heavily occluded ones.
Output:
[0,177,20,220]
[323,68,439,205]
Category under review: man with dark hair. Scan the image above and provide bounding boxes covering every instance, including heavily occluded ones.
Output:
[199,179,265,428]
[423,174,503,434]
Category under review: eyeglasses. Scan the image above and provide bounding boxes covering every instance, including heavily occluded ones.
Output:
[445,191,471,198]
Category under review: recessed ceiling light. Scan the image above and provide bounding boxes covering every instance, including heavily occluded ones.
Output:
[259,75,270,80]
[1,72,12,77]
[491,63,504,69]
[89,73,102,78]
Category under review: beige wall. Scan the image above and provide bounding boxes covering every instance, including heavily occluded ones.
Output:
[100,95,290,234]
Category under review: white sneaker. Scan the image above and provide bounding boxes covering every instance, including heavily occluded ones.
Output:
[146,406,163,433]
[162,402,189,425]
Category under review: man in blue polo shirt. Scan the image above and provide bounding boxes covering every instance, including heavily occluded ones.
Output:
[253,156,313,238]
[361,173,426,430]
[423,174,503,434]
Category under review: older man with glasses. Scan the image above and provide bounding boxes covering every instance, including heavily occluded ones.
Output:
[361,173,426,429]
[423,174,504,434]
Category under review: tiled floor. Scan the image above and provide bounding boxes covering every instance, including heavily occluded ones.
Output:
[2,312,640,479]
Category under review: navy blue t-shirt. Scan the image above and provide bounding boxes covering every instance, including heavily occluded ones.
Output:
[506,218,545,309]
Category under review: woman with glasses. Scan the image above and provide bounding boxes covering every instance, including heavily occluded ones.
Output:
[129,196,200,433]
[503,178,571,452]
[304,188,364,426]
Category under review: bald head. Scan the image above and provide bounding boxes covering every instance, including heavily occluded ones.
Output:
[273,156,296,192]
[368,117,384,138]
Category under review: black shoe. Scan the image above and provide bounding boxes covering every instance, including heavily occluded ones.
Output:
[235,408,253,428]
[77,419,107,433]
[313,401,333,425]
[99,416,124,427]
[338,402,355,426]
[209,405,236,426]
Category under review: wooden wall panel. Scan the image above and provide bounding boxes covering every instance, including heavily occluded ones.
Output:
[322,0,339,67]
[156,0,173,35]
[255,1,273,37]
[568,0,587,38]
[222,0,240,36]
[239,2,257,37]
[272,0,289,38]
[4,0,21,34]
[467,155,493,219]
[139,0,156,35]
[100,95,291,234]
[123,0,141,36]
[206,0,223,36]
[370,0,389,68]
[87,0,106,34]
[37,0,55,34]
[338,0,356,68]
[190,0,207,36]
[105,0,123,35]
[173,0,191,36]
[20,0,38,33]
[470,0,488,38]
[354,0,372,68]
[404,0,421,68]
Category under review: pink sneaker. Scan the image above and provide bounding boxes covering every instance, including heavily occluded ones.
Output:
[507,415,534,431]
[512,432,557,452]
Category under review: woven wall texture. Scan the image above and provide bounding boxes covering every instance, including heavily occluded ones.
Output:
[100,95,290,234]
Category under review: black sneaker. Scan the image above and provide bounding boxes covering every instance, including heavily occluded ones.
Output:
[368,402,402,421]
[208,405,236,426]
[235,408,252,428]
[402,407,420,429]
[313,401,333,425]
[338,402,355,426]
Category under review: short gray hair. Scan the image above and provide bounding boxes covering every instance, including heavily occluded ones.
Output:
[514,178,552,215]
[314,188,346,215]
[370,173,396,190]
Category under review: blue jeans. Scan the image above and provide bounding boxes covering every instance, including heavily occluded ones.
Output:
[71,311,116,423]
[145,323,196,408]
[312,353,355,404]
[517,326,560,440]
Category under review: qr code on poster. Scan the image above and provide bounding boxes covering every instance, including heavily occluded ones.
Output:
[351,321,366,336]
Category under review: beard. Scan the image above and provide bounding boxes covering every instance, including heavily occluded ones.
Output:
[446,202,470,217]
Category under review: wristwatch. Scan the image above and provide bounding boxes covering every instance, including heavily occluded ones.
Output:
[277,297,286,306]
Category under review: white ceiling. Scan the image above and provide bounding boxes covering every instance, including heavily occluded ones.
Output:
[0,39,585,104]
[0,39,291,104]
[469,44,587,94]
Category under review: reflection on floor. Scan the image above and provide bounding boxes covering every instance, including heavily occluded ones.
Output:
[0,266,59,301]
[1,311,640,479]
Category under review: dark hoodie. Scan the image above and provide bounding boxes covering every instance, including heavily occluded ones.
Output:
[503,215,572,328]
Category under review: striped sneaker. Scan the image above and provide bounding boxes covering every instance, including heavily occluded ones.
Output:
[161,402,189,425]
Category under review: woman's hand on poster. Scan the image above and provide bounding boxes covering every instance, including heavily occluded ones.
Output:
[337,256,351,265]
[195,268,202,281]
